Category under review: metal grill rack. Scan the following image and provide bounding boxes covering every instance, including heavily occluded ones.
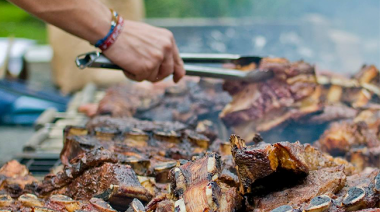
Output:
[22,83,104,154]
[16,83,105,174]
[15,152,61,177]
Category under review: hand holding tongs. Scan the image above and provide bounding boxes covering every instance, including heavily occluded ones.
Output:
[75,52,273,82]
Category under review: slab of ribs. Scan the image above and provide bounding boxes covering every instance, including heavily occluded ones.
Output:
[1,57,380,211]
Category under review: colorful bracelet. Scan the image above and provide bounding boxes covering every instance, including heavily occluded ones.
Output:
[98,15,124,51]
[94,9,122,51]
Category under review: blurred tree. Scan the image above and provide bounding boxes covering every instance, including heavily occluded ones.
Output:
[0,0,378,43]
[0,0,46,43]
[145,0,256,18]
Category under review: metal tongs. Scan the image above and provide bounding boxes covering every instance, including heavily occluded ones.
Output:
[75,51,274,82]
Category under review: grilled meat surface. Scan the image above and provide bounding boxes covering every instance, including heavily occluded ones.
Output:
[254,166,347,211]
[61,118,213,180]
[221,58,319,141]
[221,62,380,142]
[230,135,380,212]
[0,160,38,198]
[96,80,231,125]
[2,62,380,211]
[316,110,380,170]
[38,148,152,211]
[168,152,242,212]
[0,193,120,212]
[230,134,355,195]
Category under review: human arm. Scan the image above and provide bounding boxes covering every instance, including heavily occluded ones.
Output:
[7,0,185,82]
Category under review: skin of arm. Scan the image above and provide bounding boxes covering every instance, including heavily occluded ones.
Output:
[7,0,185,82]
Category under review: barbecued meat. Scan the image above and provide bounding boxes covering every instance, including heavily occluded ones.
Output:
[221,58,319,141]
[169,152,242,212]
[221,60,380,143]
[347,147,380,172]
[97,83,164,117]
[0,193,120,212]
[315,110,380,170]
[38,148,152,211]
[0,160,38,198]
[311,66,379,124]
[125,198,146,212]
[96,80,231,125]
[86,116,188,133]
[240,146,380,212]
[40,148,119,195]
[61,118,213,179]
[270,168,380,212]
[316,121,380,156]
[331,168,380,211]
[230,134,356,195]
[0,160,29,178]
[253,165,347,211]
[55,163,151,210]
[145,194,175,212]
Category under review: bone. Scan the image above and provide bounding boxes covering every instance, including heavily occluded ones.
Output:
[32,207,59,212]
[47,195,81,212]
[342,187,366,211]
[153,161,176,183]
[374,172,380,193]
[153,130,181,143]
[270,205,293,212]
[304,195,332,212]
[94,127,118,141]
[174,198,187,212]
[0,195,12,207]
[126,198,145,212]
[18,194,43,207]
[123,128,150,146]
[89,198,117,212]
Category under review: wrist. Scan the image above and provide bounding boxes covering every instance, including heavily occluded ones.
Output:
[94,11,124,51]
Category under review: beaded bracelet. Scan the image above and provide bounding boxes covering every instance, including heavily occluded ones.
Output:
[94,9,123,51]
[98,15,124,51]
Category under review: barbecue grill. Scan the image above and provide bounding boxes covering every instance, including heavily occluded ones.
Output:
[1,56,380,212]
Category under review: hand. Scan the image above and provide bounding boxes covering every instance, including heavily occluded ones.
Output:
[103,20,185,83]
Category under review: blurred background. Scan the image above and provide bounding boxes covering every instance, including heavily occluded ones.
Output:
[0,0,379,163]
[1,0,379,71]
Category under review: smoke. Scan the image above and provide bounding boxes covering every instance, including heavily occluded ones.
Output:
[156,0,379,74]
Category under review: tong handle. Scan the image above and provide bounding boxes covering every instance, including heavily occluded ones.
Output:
[180,53,241,63]
[75,52,244,78]
[180,53,262,65]
[75,52,272,82]
[183,64,273,82]
[76,51,118,69]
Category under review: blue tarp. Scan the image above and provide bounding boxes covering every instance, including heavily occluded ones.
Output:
[0,79,70,125]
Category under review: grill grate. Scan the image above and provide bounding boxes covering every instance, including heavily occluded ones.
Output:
[15,153,60,176]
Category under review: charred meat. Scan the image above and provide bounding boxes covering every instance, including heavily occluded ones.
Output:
[229,134,352,194]
[38,148,152,211]
[169,152,242,212]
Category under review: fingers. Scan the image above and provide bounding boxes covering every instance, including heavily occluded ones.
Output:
[104,23,184,83]
[172,39,185,83]
[122,70,140,81]
[154,50,174,82]
[146,66,160,82]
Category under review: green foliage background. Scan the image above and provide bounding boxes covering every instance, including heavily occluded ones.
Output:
[0,0,379,43]
[0,1,46,43]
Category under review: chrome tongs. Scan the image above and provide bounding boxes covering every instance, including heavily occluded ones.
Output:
[75,52,273,82]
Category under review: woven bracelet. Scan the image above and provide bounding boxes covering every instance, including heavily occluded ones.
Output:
[98,16,124,51]
[94,9,119,48]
